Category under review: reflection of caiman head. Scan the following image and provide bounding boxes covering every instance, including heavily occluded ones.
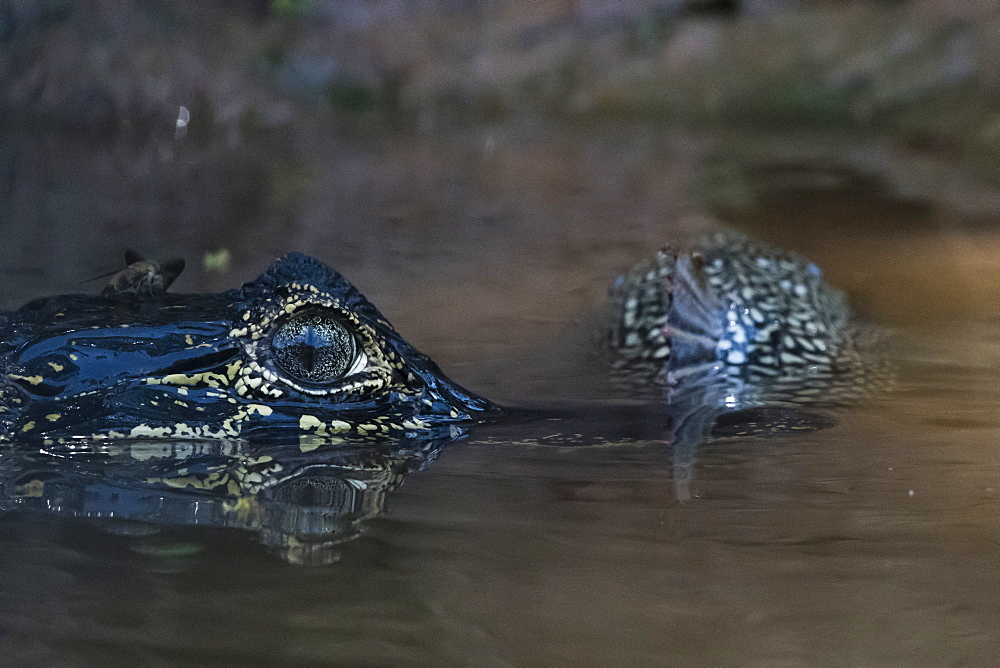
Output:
[0,437,447,565]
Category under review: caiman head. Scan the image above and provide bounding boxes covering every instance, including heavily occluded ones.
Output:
[0,253,499,443]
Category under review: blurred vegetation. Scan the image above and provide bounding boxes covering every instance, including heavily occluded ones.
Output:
[0,0,998,170]
[270,0,314,19]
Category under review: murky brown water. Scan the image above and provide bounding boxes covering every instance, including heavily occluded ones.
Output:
[2,122,1000,663]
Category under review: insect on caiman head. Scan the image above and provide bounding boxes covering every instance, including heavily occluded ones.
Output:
[0,253,499,443]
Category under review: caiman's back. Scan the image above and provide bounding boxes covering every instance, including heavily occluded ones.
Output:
[607,230,891,498]
[609,230,890,405]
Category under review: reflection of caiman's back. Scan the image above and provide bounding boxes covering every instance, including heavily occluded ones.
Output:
[608,230,890,408]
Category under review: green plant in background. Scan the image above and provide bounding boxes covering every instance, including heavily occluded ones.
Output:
[696,154,753,213]
[328,79,375,111]
[628,6,675,55]
[271,0,314,19]
[733,76,853,125]
[965,113,1000,175]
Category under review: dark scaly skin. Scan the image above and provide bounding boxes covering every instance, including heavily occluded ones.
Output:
[607,230,890,498]
[0,252,498,445]
[609,229,888,404]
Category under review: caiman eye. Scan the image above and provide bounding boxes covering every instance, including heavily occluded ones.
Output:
[270,312,359,383]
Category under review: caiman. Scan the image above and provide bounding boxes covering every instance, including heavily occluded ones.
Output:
[0,251,498,444]
[608,230,887,430]
[0,231,888,561]
[0,251,500,564]
[605,230,889,498]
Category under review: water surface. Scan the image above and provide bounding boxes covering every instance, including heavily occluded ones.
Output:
[2,122,1000,663]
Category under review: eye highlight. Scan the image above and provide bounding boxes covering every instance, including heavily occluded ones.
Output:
[270,312,358,384]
